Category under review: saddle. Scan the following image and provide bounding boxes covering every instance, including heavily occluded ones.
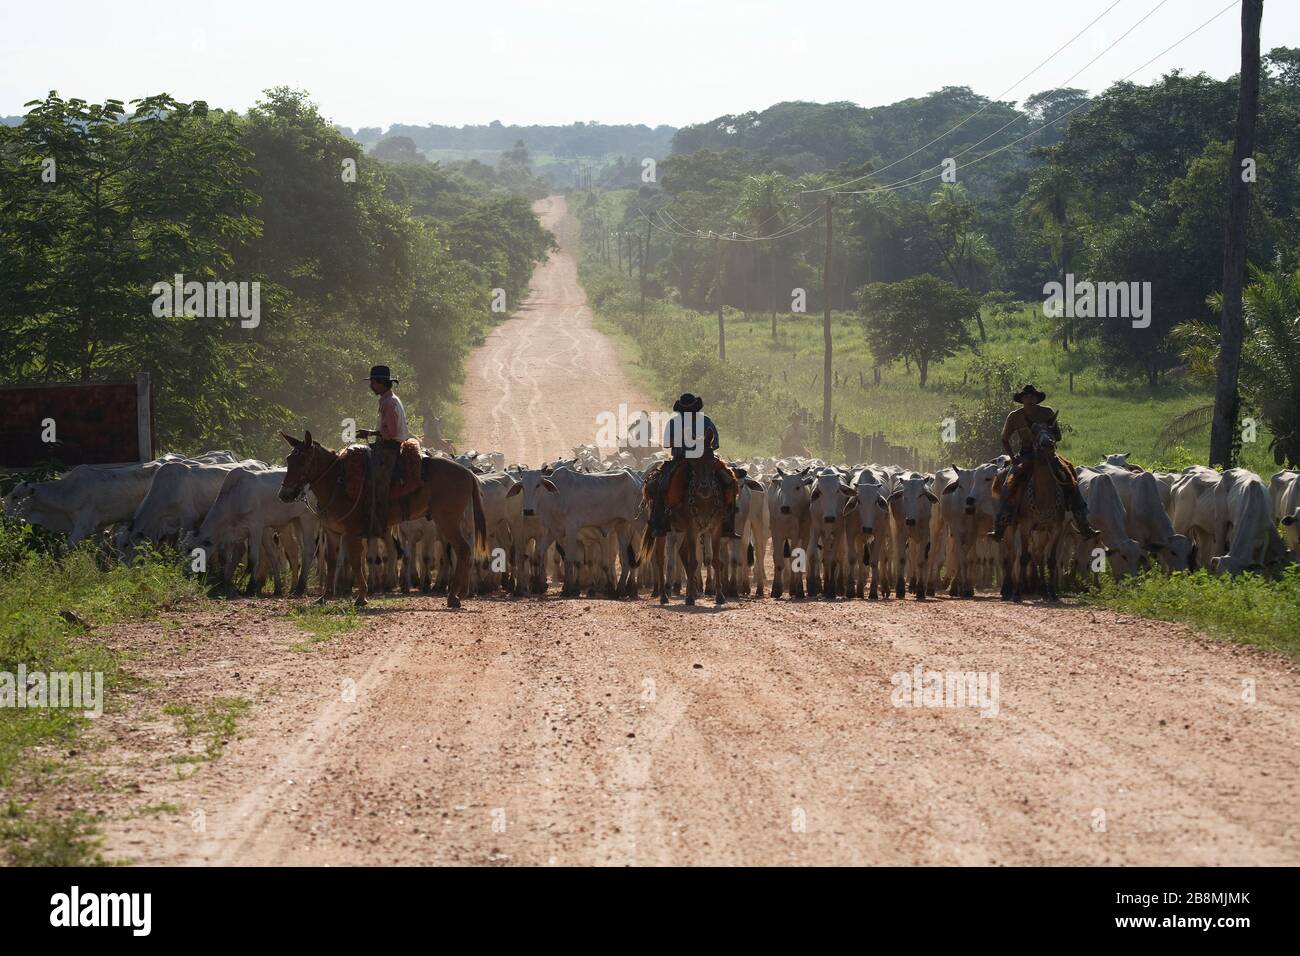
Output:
[339,439,424,502]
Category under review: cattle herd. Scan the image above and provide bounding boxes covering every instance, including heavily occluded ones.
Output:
[4,443,1298,603]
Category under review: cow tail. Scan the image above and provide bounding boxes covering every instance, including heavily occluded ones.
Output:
[637,523,657,566]
[471,476,488,561]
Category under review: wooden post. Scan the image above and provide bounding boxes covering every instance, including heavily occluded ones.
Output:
[135,372,153,462]
[715,234,726,361]
[640,218,651,321]
[1210,0,1264,468]
[821,196,834,454]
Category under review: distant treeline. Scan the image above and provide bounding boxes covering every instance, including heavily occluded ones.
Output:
[343,120,675,161]
[0,87,554,460]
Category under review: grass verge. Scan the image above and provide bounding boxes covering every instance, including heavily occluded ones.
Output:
[1085,566,1300,658]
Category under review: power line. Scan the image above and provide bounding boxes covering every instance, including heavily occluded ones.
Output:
[832,0,1237,197]
[803,0,1129,194]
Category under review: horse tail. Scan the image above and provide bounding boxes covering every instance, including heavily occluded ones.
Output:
[637,522,657,567]
[471,475,488,561]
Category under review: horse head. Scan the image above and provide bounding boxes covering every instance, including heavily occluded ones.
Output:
[278,430,327,502]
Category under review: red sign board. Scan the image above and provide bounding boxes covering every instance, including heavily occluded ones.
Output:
[0,375,154,468]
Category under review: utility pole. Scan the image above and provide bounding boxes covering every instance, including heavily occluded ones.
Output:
[821,196,834,455]
[640,218,650,321]
[1209,0,1264,468]
[616,230,622,272]
[715,233,726,361]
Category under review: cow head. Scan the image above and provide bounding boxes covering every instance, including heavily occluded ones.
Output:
[770,469,812,516]
[505,469,558,517]
[889,474,938,528]
[852,470,888,538]
[809,470,855,524]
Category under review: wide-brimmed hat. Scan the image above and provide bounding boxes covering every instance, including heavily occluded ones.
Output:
[673,393,703,414]
[1013,383,1046,403]
[366,365,398,386]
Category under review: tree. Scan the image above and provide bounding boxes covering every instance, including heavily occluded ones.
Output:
[1020,165,1088,390]
[1210,0,1265,469]
[926,184,994,338]
[1171,265,1300,467]
[858,275,979,387]
[371,135,424,164]
[734,172,798,335]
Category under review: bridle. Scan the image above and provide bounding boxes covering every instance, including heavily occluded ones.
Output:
[290,443,363,523]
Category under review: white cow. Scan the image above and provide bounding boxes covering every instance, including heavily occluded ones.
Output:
[846,466,892,600]
[1208,469,1292,575]
[888,473,938,600]
[807,468,856,599]
[1270,470,1300,523]
[936,460,1003,597]
[125,458,268,553]
[1071,470,1143,579]
[767,468,813,599]
[189,467,318,595]
[1091,464,1191,571]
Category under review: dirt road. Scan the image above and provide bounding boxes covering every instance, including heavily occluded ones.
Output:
[88,196,1300,866]
[460,195,654,464]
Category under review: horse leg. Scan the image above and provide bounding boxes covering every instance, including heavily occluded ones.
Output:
[681,532,698,606]
[346,534,367,606]
[712,530,727,606]
[1015,544,1030,603]
[654,535,669,605]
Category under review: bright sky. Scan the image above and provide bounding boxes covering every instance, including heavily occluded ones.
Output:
[1,0,1292,129]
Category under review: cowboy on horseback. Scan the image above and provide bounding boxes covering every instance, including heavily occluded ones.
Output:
[354,364,410,535]
[648,393,741,539]
[989,384,1098,542]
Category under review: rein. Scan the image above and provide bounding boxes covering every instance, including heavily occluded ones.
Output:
[299,446,365,525]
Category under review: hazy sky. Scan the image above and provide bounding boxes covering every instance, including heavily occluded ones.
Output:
[2,0,1293,129]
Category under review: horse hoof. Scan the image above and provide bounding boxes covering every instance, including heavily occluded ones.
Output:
[715,595,726,606]
[447,596,461,609]
[685,597,696,606]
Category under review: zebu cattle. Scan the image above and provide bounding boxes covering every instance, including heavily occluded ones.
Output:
[846,466,891,600]
[1207,470,1292,575]
[1270,470,1300,523]
[888,473,938,600]
[1070,470,1143,579]
[3,451,236,547]
[936,461,1002,597]
[125,458,269,553]
[723,473,768,597]
[1170,468,1232,569]
[504,467,552,595]
[807,468,856,599]
[507,466,640,596]
[767,468,812,599]
[189,467,318,595]
[1090,464,1191,571]
[1282,509,1300,557]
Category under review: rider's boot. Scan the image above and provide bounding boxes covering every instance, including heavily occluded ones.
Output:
[722,505,742,539]
[650,492,670,537]
[988,496,1013,542]
[1068,488,1101,539]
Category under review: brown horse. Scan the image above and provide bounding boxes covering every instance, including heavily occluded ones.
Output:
[278,431,486,608]
[999,420,1067,602]
[639,456,728,606]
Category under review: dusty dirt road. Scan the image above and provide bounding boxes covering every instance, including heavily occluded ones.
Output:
[86,196,1300,866]
[460,195,654,464]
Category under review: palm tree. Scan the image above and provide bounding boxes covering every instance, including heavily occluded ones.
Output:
[1021,166,1086,390]
[735,172,798,336]
[1163,266,1300,466]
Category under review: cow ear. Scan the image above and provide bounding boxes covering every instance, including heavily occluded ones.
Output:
[541,478,558,492]
[845,497,858,511]
[838,483,855,495]
[950,462,959,473]
[810,488,821,500]
[888,490,903,502]
[745,478,764,491]
[1283,514,1296,526]
[876,497,889,510]
[280,431,301,447]
[802,476,813,486]
[942,483,960,495]
[505,483,522,497]
[924,491,938,503]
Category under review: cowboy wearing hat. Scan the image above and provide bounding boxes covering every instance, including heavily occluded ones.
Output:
[648,393,740,538]
[990,384,1097,542]
[355,365,411,534]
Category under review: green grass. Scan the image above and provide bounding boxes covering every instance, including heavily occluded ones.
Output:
[288,603,362,651]
[0,801,108,866]
[162,696,251,763]
[1085,567,1300,657]
[574,212,1275,472]
[0,521,204,864]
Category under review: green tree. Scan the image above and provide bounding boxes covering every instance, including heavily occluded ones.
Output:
[858,274,979,387]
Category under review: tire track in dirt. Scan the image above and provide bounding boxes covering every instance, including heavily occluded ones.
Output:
[461,195,655,466]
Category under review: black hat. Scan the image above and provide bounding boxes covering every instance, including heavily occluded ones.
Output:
[366,365,398,386]
[673,393,704,413]
[1013,383,1046,403]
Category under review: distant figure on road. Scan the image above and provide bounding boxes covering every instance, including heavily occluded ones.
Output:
[781,412,810,458]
